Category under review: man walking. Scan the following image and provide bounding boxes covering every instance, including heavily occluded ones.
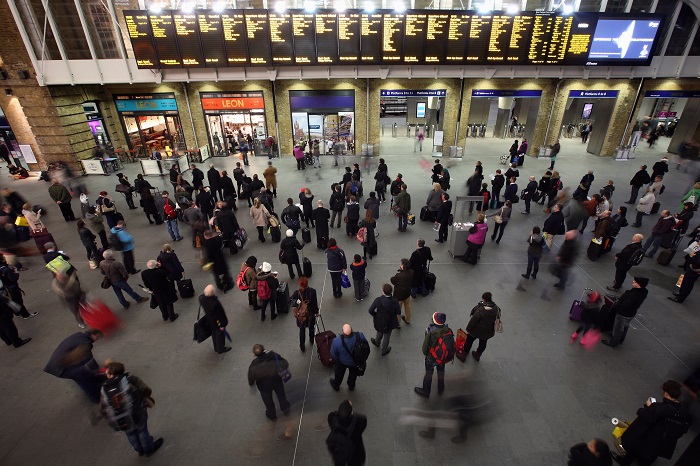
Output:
[141,260,178,322]
[312,200,331,249]
[522,175,538,215]
[100,361,164,457]
[207,164,221,201]
[391,258,414,325]
[552,230,578,289]
[155,191,183,242]
[607,234,644,292]
[641,210,675,258]
[263,161,278,198]
[190,164,204,191]
[490,170,505,209]
[626,165,651,205]
[199,284,231,353]
[48,179,76,222]
[248,343,290,420]
[409,240,433,297]
[463,292,500,361]
[414,312,454,398]
[330,324,368,392]
[43,329,104,403]
[368,284,401,356]
[602,277,649,348]
[100,250,148,309]
[395,183,411,232]
[110,220,140,274]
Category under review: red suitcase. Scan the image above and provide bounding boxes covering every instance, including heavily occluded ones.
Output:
[315,315,335,367]
[80,300,121,335]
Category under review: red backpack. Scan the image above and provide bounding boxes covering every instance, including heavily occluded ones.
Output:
[163,201,177,220]
[257,278,272,300]
[236,266,250,291]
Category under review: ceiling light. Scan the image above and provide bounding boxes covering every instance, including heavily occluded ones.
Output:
[393,1,406,13]
[274,1,286,13]
[304,1,315,12]
[478,6,491,14]
[363,2,376,13]
[148,3,163,14]
[563,5,574,15]
[212,1,226,13]
[181,2,195,13]
[335,1,347,12]
[506,5,519,14]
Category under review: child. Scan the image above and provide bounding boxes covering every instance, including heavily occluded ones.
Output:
[349,254,367,302]
[477,183,490,216]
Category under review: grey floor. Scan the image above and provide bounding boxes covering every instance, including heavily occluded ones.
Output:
[1,133,699,465]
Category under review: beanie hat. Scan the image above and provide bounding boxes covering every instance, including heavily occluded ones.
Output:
[587,291,600,304]
[432,312,446,325]
[634,276,649,288]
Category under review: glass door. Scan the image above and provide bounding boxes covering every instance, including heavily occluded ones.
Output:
[207,115,225,156]
[165,116,184,154]
[122,116,143,155]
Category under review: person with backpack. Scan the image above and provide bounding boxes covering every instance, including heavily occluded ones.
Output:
[110,220,140,275]
[368,284,401,356]
[326,238,347,299]
[357,210,377,260]
[326,399,367,466]
[256,262,279,322]
[280,229,304,279]
[414,312,454,398]
[248,343,290,420]
[99,361,163,457]
[611,380,692,465]
[463,292,500,361]
[155,191,183,242]
[281,198,304,236]
[330,324,369,392]
[395,184,411,233]
[350,254,367,302]
[0,254,37,320]
[345,176,362,200]
[239,256,260,311]
[330,184,346,229]
[290,276,319,352]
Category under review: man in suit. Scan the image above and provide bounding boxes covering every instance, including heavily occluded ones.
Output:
[435,193,452,244]
[190,164,204,191]
[247,343,290,420]
[141,260,178,322]
[312,200,331,249]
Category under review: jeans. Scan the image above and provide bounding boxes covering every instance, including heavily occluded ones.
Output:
[422,359,445,395]
[259,379,290,419]
[627,185,641,204]
[267,146,272,159]
[242,151,249,165]
[398,213,408,231]
[330,210,343,228]
[610,314,633,346]
[375,330,392,351]
[332,363,359,389]
[165,219,181,240]
[490,189,501,208]
[525,252,541,277]
[353,279,365,300]
[491,222,507,243]
[330,271,342,296]
[125,417,154,455]
[260,296,277,318]
[464,334,488,356]
[112,280,143,307]
[642,235,662,257]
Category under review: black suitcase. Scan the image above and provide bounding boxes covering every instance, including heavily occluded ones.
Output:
[177,279,195,298]
[587,239,603,261]
[597,304,617,332]
[276,282,290,313]
[302,256,313,278]
[657,248,675,266]
[424,272,436,292]
[420,206,430,221]
[302,228,312,243]
[271,226,281,243]
[650,202,660,214]
[659,230,679,249]
[601,237,615,255]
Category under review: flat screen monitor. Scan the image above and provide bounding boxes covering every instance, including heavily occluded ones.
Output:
[582,103,593,120]
[416,102,426,118]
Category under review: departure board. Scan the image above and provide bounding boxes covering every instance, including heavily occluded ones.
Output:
[245,10,272,65]
[125,9,665,68]
[291,11,316,65]
[221,10,248,65]
[149,12,181,67]
[197,11,226,68]
[315,11,338,64]
[338,12,360,63]
[404,12,427,63]
[173,13,203,67]
[382,13,404,62]
[124,11,157,68]
[445,14,469,63]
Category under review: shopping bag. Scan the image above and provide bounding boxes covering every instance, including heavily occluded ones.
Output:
[341,272,351,289]
[676,274,684,287]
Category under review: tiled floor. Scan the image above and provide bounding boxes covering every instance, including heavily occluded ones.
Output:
[0,134,698,465]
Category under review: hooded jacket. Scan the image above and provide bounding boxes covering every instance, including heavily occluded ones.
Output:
[325,246,347,272]
[466,301,500,340]
[527,233,544,256]
[156,250,184,280]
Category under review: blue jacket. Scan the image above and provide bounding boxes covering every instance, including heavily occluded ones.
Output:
[330,332,365,366]
[111,226,135,252]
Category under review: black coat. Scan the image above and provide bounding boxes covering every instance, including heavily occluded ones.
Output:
[203,236,228,274]
[199,294,228,329]
[630,169,651,187]
[327,412,367,465]
[491,174,505,192]
[169,168,179,185]
[368,295,401,332]
[156,251,184,281]
[466,301,499,340]
[329,192,345,212]
[248,350,288,390]
[543,211,566,235]
[622,398,692,460]
[78,227,96,248]
[615,242,642,270]
[207,168,221,189]
[44,332,97,378]
[191,168,204,189]
[214,208,240,236]
[220,176,235,198]
[290,287,319,328]
[141,267,177,305]
[280,236,304,264]
[409,247,433,287]
[195,190,215,215]
[614,287,648,318]
[299,193,314,218]
[312,207,330,240]
[467,175,481,196]
[436,201,452,225]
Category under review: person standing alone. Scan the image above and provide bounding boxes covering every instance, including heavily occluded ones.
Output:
[48,179,76,222]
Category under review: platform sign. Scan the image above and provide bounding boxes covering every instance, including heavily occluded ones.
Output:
[269,12,294,64]
[173,12,203,67]
[149,11,182,67]
[220,10,248,66]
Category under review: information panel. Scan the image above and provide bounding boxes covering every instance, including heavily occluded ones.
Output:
[245,10,272,65]
[382,13,404,62]
[425,13,448,63]
[173,12,203,67]
[269,12,294,64]
[445,13,469,63]
[467,13,491,62]
[149,12,181,67]
[291,11,316,65]
[197,11,227,68]
[507,14,535,63]
[338,11,360,63]
[485,14,510,62]
[221,10,248,66]
[315,11,338,64]
[124,11,157,68]
[360,13,383,63]
[404,12,427,63]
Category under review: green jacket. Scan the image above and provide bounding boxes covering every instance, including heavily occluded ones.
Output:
[680,187,700,211]
[396,190,411,214]
[422,323,450,363]
[48,184,72,204]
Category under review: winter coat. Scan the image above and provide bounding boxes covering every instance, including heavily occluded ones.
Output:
[527,233,544,257]
[426,189,443,212]
[78,226,96,249]
[330,332,366,367]
[263,166,277,188]
[199,294,228,329]
[409,247,433,288]
[110,226,135,252]
[390,268,413,301]
[349,260,367,280]
[466,175,481,196]
[156,251,184,281]
[290,287,319,328]
[436,201,452,224]
[368,295,401,332]
[346,202,360,222]
[220,176,235,198]
[207,168,221,189]
[141,267,177,305]
[250,204,270,227]
[614,287,648,318]
[466,301,500,340]
[248,350,289,390]
[395,190,411,213]
[330,191,345,212]
[630,169,651,187]
[543,211,566,235]
[636,192,656,214]
[363,197,380,219]
[621,398,692,460]
[557,238,578,267]
[357,219,376,248]
[325,246,347,272]
[99,258,129,284]
[467,221,488,245]
[679,187,700,210]
[492,174,505,192]
[299,193,314,218]
[280,236,304,264]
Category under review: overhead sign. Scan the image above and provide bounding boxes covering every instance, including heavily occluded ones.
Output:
[471,89,542,97]
[657,111,677,118]
[115,98,178,112]
[201,97,265,110]
[380,89,447,97]
[568,90,619,98]
[645,90,700,98]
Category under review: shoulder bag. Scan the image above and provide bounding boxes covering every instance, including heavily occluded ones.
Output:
[274,353,292,383]
[493,207,504,224]
[193,306,212,343]
[494,307,503,334]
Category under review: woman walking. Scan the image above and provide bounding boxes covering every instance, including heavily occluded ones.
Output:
[357,210,377,259]
[250,198,271,243]
[290,277,319,352]
[487,200,512,244]
[77,220,100,267]
[299,188,315,228]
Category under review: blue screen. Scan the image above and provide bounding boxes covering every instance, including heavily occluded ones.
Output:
[416,103,426,118]
[589,19,661,61]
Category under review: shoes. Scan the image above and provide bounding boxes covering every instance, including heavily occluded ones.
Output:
[348,385,355,391]
[414,387,429,398]
[401,316,410,325]
[667,297,683,303]
[471,351,481,361]
[300,344,305,352]
[490,236,495,241]
[601,340,617,348]
[148,221,155,225]
[329,380,339,392]
[521,211,529,214]
[170,313,179,322]
[521,274,530,280]
[645,253,654,258]
[78,323,86,328]
[175,237,183,241]
[435,239,443,243]
[123,302,131,309]
[14,338,31,348]
[132,269,142,274]
[531,274,537,279]
[553,283,565,289]
[22,312,39,319]
[570,332,578,344]
[381,347,392,356]
[261,315,266,322]
[371,338,380,347]
[145,438,164,457]
[16,267,28,271]
[624,201,634,205]
[606,286,620,292]
[137,297,149,304]
[218,346,232,353]
[673,292,680,296]
[271,314,278,321]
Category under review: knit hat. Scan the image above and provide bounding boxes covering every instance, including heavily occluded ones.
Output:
[286,229,294,237]
[99,191,108,196]
[432,312,446,325]
[261,262,272,273]
[634,276,649,288]
[586,291,600,304]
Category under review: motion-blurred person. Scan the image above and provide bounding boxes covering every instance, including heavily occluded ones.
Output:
[602,277,649,348]
[51,270,86,328]
[212,201,240,255]
[195,186,215,222]
[0,293,31,348]
[395,184,411,232]
[326,400,367,466]
[48,179,76,222]
[77,220,100,267]
[330,184,346,229]
[207,164,222,201]
[43,329,104,403]
[248,344,290,420]
[567,439,611,466]
[141,260,178,322]
[199,284,231,354]
[138,187,161,225]
[202,229,233,291]
[552,230,578,289]
[641,210,675,258]
[299,188,315,228]
[0,254,37,319]
[256,262,279,321]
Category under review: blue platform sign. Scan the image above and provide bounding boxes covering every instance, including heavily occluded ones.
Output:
[645,90,700,98]
[380,89,446,97]
[568,90,619,99]
[471,90,542,98]
[115,98,178,112]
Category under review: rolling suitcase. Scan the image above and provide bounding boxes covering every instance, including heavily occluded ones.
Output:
[315,315,335,367]
[80,300,121,335]
[597,304,617,332]
[302,256,313,278]
[302,228,312,243]
[587,239,603,261]
[271,226,281,243]
[34,232,56,255]
[177,279,195,298]
[569,289,591,321]
[420,206,430,221]
[601,237,615,255]
[424,262,436,292]
[650,202,660,214]
[276,281,290,313]
[659,230,680,249]
[657,248,675,266]
[318,236,327,250]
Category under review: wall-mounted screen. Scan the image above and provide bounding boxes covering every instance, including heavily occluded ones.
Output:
[416,102,426,118]
[582,103,594,119]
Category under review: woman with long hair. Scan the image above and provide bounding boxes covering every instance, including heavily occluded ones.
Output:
[249,197,270,242]
[358,209,377,259]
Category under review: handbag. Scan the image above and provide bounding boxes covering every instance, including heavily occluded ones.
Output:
[493,207,504,224]
[341,272,351,288]
[30,227,50,238]
[494,308,503,333]
[193,306,212,343]
[14,216,29,227]
[101,277,112,289]
[2,295,22,316]
[149,294,158,309]
[274,353,292,383]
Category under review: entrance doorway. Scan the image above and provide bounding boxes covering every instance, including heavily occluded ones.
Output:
[289,90,355,156]
[559,90,619,157]
[379,89,446,156]
[122,115,184,157]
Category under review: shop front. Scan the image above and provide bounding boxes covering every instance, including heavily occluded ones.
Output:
[0,104,25,167]
[114,94,185,158]
[289,90,355,155]
[200,92,267,157]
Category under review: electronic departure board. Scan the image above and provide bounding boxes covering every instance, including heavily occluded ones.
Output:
[291,11,316,65]
[125,9,665,69]
[124,11,157,68]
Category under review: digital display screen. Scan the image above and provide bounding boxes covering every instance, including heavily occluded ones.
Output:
[416,102,426,118]
[125,10,665,68]
[582,103,593,119]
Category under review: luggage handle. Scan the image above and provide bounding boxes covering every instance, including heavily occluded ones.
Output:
[316,314,327,334]
[579,287,593,303]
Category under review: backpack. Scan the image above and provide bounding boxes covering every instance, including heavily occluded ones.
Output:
[236,266,250,291]
[108,232,124,251]
[351,181,359,195]
[326,417,357,463]
[356,227,367,243]
[628,248,645,267]
[293,293,310,324]
[100,374,136,432]
[555,179,563,191]
[163,201,177,220]
[374,304,393,333]
[257,278,272,300]
[661,405,691,440]
[268,214,280,228]
[429,328,456,365]
[350,334,371,364]
[606,219,622,237]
